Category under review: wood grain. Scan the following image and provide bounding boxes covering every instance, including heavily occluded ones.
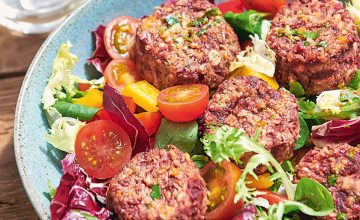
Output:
[0,76,39,220]
[0,27,46,77]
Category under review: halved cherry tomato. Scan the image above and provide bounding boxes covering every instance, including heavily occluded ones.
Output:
[123,96,136,114]
[157,84,209,122]
[78,82,90,91]
[243,0,286,15]
[75,120,132,179]
[201,161,244,220]
[104,58,142,92]
[217,0,245,14]
[256,190,287,205]
[104,16,138,59]
[72,89,103,108]
[233,66,279,90]
[135,112,162,136]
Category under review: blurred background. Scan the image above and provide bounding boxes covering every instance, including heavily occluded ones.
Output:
[0,0,85,218]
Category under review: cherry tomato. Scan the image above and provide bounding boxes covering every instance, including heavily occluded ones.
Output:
[104,16,138,59]
[75,120,132,179]
[104,58,142,92]
[217,0,245,14]
[135,112,162,136]
[123,96,136,114]
[157,84,209,122]
[201,161,244,220]
[78,83,90,91]
[257,190,287,205]
[243,0,286,15]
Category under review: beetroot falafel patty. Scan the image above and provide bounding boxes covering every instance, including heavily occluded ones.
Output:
[135,0,241,90]
[295,144,360,220]
[106,146,208,220]
[266,0,360,95]
[203,76,300,164]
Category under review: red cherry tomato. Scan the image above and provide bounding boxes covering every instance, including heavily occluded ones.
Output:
[157,84,209,122]
[78,83,90,91]
[257,190,287,205]
[104,16,138,59]
[243,0,286,15]
[75,120,132,179]
[123,96,136,114]
[104,58,142,92]
[201,161,244,220]
[135,112,162,136]
[217,0,245,14]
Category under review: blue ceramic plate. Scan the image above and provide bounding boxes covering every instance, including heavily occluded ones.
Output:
[13,0,163,218]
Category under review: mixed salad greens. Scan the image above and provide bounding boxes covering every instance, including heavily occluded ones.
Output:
[41,0,360,219]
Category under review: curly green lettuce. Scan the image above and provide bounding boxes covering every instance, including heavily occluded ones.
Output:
[42,42,78,110]
[46,117,85,153]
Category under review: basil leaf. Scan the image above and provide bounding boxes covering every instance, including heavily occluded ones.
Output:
[294,116,309,150]
[155,118,198,153]
[53,101,100,121]
[150,184,161,200]
[292,178,334,215]
[191,155,209,169]
[224,10,269,41]
[289,81,305,98]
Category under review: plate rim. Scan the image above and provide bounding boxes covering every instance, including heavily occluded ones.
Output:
[13,0,94,218]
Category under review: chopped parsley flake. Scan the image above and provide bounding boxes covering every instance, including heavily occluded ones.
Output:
[317,40,328,48]
[302,30,320,40]
[348,148,356,160]
[196,29,206,36]
[304,41,311,46]
[150,184,161,200]
[327,174,337,186]
[165,14,179,26]
[336,212,348,220]
[204,8,221,17]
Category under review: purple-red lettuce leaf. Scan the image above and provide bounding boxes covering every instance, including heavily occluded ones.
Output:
[50,154,111,220]
[103,84,151,156]
[312,117,360,148]
[87,25,112,74]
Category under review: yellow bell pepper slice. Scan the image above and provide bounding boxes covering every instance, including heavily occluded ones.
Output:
[233,66,279,90]
[122,80,159,112]
[246,173,274,190]
[72,88,103,108]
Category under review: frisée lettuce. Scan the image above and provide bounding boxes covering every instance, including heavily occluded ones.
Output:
[46,117,85,153]
[42,42,78,110]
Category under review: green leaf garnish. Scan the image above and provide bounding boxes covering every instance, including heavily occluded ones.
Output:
[155,118,198,153]
[327,174,337,186]
[150,184,161,200]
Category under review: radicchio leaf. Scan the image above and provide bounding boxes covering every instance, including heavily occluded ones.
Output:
[50,154,111,220]
[103,84,151,155]
[232,205,257,220]
[87,25,112,74]
[312,117,360,148]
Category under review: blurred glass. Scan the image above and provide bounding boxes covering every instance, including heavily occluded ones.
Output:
[0,0,86,34]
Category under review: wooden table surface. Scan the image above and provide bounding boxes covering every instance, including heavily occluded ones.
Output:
[0,26,47,219]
